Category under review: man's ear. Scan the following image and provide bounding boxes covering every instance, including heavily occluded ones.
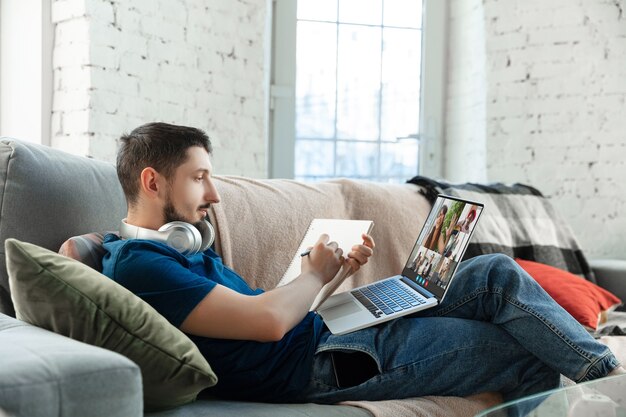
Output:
[139,167,162,199]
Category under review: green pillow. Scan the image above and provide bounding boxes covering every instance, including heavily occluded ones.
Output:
[5,238,217,411]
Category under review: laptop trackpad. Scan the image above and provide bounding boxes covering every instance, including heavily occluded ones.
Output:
[322,301,362,320]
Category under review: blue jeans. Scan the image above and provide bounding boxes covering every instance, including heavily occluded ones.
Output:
[295,254,620,403]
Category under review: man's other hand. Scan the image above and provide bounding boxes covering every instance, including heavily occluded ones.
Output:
[346,233,375,274]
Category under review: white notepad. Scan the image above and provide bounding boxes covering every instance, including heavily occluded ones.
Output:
[278,218,374,311]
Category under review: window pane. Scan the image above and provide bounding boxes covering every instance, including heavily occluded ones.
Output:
[291,0,423,182]
[298,0,337,22]
[295,140,335,177]
[383,0,422,28]
[336,25,381,140]
[380,27,421,141]
[380,140,418,178]
[296,21,337,139]
[336,141,378,177]
[338,0,382,25]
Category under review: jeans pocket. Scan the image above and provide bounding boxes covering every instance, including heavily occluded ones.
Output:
[329,349,381,388]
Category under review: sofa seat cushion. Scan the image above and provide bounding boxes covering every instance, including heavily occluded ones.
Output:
[0,312,142,417]
[144,398,373,417]
[5,239,217,411]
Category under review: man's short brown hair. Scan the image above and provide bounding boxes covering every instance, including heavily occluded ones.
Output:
[117,122,213,205]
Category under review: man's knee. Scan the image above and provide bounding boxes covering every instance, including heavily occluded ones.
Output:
[461,253,517,273]
[460,254,530,288]
[480,253,515,265]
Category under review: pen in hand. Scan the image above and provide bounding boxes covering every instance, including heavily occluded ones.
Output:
[300,248,352,272]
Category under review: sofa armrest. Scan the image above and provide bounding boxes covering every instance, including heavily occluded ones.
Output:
[0,313,142,417]
[590,259,626,311]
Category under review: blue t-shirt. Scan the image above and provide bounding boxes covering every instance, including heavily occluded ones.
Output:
[101,234,325,401]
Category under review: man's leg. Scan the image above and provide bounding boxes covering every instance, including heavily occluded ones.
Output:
[296,317,560,404]
[422,254,620,382]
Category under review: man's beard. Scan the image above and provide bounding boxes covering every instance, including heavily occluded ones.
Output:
[163,196,206,230]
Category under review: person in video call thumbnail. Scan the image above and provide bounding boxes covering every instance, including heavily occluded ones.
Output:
[458,206,478,233]
[424,205,447,252]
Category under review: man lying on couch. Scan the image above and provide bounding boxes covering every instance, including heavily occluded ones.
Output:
[101,122,625,406]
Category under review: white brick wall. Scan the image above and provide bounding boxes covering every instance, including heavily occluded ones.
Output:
[446,0,626,259]
[51,0,269,177]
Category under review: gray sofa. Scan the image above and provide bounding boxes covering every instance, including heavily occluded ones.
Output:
[0,138,371,417]
[1,138,625,417]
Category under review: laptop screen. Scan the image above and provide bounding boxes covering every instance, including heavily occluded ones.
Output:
[402,195,484,300]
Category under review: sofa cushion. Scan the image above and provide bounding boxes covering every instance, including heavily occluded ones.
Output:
[516,259,622,331]
[143,399,374,417]
[0,138,127,317]
[5,238,217,411]
[0,312,142,417]
[407,176,596,282]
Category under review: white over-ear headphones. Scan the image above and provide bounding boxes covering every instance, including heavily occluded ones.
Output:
[119,218,215,256]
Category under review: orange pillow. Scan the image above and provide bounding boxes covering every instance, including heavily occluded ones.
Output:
[515,258,622,330]
[515,258,622,331]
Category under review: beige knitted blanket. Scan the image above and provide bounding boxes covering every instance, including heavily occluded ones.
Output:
[208,176,431,292]
[207,175,498,417]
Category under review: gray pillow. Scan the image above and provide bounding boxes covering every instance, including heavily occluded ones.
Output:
[5,238,217,411]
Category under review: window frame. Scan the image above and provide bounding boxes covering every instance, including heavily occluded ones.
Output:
[269,0,447,180]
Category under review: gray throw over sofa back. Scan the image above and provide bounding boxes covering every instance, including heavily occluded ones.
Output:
[0,138,127,316]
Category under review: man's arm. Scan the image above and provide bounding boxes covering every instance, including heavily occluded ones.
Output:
[181,234,374,342]
[180,271,328,342]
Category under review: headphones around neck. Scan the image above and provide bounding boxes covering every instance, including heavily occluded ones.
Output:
[119,218,215,256]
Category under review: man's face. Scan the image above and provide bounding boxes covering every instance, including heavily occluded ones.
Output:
[161,146,220,226]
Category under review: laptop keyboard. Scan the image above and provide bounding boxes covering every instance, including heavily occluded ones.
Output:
[351,279,427,318]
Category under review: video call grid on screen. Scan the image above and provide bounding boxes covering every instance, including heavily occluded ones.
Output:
[403,195,484,299]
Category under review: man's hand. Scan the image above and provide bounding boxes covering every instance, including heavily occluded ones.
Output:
[346,233,375,275]
[300,234,345,285]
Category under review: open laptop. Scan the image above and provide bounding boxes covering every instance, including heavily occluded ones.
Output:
[317,194,484,335]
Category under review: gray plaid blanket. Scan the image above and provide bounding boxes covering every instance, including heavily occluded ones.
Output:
[408,176,595,283]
